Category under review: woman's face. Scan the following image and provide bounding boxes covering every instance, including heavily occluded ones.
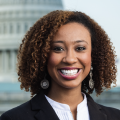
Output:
[47,22,91,90]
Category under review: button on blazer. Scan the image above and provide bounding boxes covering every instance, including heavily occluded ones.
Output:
[0,91,120,120]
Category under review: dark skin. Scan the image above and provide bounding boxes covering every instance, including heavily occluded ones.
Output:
[47,22,92,120]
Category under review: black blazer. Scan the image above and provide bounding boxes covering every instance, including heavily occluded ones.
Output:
[0,91,120,120]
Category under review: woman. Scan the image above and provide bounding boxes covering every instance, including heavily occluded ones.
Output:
[0,10,120,120]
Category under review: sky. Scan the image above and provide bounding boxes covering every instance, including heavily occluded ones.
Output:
[62,0,120,86]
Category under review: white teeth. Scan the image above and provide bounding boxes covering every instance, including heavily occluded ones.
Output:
[60,69,79,76]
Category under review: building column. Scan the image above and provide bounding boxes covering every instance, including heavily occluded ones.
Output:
[10,50,16,72]
[0,51,2,73]
[0,24,1,34]
[1,23,3,34]
[2,50,9,73]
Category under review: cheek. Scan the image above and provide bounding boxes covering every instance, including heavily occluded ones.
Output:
[79,52,91,69]
[47,53,61,68]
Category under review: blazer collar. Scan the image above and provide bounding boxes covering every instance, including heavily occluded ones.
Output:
[31,91,107,120]
[86,93,107,120]
[31,90,59,120]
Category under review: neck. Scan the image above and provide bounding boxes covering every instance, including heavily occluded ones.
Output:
[46,83,84,111]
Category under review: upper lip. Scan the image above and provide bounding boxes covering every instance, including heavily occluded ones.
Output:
[58,67,80,70]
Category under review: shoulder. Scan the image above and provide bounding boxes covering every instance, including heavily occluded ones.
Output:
[97,103,120,119]
[0,91,59,120]
[0,100,36,120]
[85,93,120,119]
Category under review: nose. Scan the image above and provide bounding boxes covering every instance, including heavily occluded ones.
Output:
[62,49,78,64]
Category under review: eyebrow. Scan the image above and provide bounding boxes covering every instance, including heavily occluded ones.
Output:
[51,40,88,44]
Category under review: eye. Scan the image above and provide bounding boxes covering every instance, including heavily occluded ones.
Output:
[76,47,86,51]
[53,47,63,51]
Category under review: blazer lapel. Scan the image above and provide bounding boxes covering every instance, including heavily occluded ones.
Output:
[86,93,107,120]
[31,91,59,120]
[31,91,107,120]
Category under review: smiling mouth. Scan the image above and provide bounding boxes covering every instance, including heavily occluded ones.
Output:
[58,68,82,80]
[59,69,80,76]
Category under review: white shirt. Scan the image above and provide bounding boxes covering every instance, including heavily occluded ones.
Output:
[45,92,90,120]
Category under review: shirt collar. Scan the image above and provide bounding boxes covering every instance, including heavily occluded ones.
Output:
[45,92,87,111]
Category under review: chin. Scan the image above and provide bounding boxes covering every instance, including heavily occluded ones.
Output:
[59,81,82,89]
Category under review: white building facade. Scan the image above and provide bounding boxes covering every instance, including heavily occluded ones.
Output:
[0,0,63,82]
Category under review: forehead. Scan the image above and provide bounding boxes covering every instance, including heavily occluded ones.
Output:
[52,22,91,44]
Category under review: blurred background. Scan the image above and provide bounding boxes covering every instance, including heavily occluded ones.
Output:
[0,0,120,116]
